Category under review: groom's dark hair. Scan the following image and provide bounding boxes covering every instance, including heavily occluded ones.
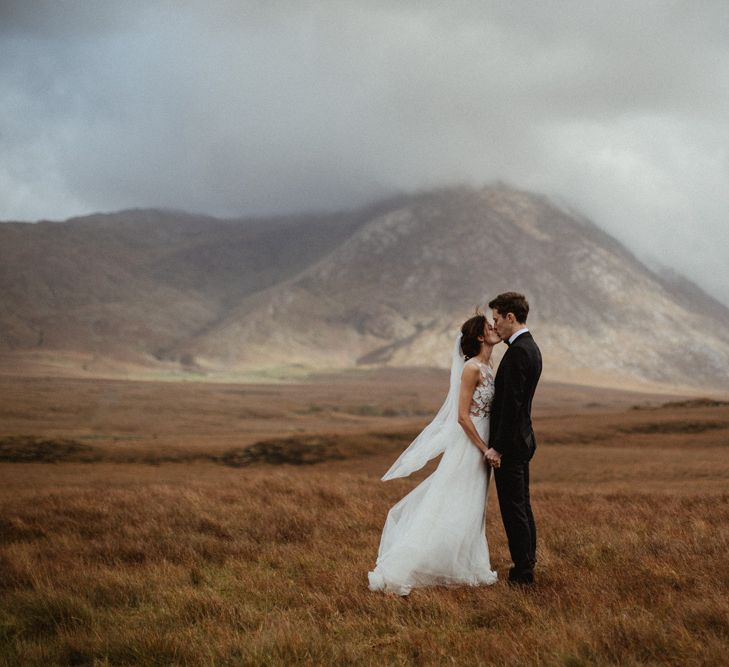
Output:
[488,292,529,324]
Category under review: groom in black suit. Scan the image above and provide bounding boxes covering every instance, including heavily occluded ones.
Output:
[485,292,542,585]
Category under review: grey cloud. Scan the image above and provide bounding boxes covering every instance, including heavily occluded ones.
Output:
[1,0,728,304]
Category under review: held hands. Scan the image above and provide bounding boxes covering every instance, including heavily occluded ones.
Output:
[483,447,502,469]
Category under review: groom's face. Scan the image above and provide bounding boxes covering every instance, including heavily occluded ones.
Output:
[491,309,513,341]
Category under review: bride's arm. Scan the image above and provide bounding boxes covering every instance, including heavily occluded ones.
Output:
[457,364,489,455]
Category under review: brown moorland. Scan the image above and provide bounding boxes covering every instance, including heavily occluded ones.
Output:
[1,372,728,665]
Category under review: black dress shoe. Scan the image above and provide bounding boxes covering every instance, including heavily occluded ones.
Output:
[507,576,535,587]
[507,567,534,586]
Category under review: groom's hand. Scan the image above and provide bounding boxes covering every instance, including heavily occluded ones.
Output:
[485,448,501,468]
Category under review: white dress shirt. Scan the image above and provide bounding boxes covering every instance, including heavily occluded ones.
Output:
[508,327,530,345]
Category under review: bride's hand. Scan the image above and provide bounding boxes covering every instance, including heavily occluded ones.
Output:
[484,447,501,468]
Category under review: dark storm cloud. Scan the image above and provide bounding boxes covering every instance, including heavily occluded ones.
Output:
[1,1,728,303]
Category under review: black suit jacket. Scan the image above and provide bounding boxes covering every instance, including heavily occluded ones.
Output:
[489,331,542,461]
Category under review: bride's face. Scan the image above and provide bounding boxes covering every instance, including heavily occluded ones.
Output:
[483,321,501,345]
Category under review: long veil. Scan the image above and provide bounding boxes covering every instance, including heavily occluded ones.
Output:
[382,332,465,480]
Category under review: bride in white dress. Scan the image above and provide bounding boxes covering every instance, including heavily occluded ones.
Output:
[368,313,502,595]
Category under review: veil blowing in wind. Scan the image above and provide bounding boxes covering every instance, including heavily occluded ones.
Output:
[382,333,465,480]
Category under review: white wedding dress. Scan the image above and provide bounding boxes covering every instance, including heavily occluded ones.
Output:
[368,334,498,595]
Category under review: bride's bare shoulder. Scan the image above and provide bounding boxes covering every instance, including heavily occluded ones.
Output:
[461,359,481,378]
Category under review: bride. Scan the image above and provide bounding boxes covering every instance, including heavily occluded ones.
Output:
[368,312,502,595]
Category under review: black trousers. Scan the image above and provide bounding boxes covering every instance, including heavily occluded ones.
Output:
[494,458,536,576]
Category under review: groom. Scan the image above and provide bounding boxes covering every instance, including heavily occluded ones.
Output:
[485,292,542,586]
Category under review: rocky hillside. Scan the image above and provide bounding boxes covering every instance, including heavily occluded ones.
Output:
[2,186,728,391]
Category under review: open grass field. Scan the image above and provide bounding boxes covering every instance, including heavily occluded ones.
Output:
[1,372,728,665]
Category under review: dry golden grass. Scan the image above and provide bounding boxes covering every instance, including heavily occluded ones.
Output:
[1,375,728,665]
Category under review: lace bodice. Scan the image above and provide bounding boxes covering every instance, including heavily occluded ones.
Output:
[468,361,495,418]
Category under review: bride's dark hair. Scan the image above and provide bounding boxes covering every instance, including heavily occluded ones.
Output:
[460,311,486,360]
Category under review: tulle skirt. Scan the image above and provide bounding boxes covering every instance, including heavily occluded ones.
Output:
[368,415,497,595]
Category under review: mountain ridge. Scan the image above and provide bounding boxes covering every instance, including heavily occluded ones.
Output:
[2,184,728,391]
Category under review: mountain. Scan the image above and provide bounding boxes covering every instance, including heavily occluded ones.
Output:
[0,204,386,368]
[2,185,728,391]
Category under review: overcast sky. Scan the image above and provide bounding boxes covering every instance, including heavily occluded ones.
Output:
[2,1,728,304]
